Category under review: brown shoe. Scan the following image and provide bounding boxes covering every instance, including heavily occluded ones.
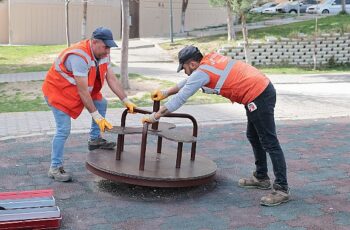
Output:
[48,166,72,182]
[260,187,290,206]
[238,173,271,190]
[88,137,116,151]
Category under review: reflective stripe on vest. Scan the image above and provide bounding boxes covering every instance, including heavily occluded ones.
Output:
[199,59,236,94]
[54,49,96,86]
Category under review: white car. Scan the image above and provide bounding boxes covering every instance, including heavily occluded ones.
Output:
[306,0,350,14]
[250,2,278,13]
[262,4,280,13]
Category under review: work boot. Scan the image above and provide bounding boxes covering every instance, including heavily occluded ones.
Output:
[88,137,116,151]
[48,166,72,182]
[238,172,271,190]
[260,184,290,206]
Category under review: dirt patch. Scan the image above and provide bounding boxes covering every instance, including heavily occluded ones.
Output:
[0,81,43,99]
[0,78,160,100]
[23,54,56,65]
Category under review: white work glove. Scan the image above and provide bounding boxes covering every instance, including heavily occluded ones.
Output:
[141,112,159,124]
[91,111,113,132]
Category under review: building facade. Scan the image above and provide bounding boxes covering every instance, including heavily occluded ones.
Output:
[0,0,227,45]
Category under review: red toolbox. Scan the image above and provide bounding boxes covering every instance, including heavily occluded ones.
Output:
[0,189,61,229]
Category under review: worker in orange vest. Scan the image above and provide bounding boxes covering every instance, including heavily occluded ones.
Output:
[42,27,136,182]
[143,45,289,206]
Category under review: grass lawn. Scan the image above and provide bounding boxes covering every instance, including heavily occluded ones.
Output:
[0,45,65,74]
[161,14,350,54]
[0,74,228,113]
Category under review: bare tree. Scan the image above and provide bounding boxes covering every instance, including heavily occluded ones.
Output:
[226,0,235,41]
[313,15,318,70]
[180,0,189,33]
[231,0,253,63]
[341,0,345,13]
[81,0,88,39]
[129,0,140,38]
[209,0,236,41]
[65,0,71,47]
[120,0,130,89]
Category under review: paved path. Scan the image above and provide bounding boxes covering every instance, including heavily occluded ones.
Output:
[0,64,349,140]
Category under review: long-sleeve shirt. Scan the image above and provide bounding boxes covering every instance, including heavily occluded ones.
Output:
[164,70,210,112]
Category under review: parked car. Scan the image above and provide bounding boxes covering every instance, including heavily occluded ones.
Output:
[276,0,319,13]
[250,2,279,13]
[262,3,280,13]
[306,0,350,14]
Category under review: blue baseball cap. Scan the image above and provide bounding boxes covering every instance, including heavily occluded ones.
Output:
[92,27,118,48]
[177,45,201,72]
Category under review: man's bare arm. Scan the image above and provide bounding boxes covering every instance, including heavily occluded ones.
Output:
[75,76,97,113]
[105,68,127,100]
[154,106,170,120]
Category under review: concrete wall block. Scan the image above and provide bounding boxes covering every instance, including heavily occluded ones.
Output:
[333,40,345,44]
[298,41,311,45]
[250,45,260,49]
[322,40,335,45]
[323,54,336,58]
[321,47,334,52]
[337,50,349,55]
[305,44,315,49]
[288,41,299,45]
[283,45,294,49]
[252,48,266,52]
[336,57,349,62]
[338,36,349,41]
[294,44,304,49]
[327,43,338,48]
[278,41,288,45]
[317,44,328,48]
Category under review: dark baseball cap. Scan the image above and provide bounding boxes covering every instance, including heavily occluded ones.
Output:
[92,27,118,48]
[177,45,201,72]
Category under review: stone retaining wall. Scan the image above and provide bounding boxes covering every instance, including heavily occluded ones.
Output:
[218,33,350,66]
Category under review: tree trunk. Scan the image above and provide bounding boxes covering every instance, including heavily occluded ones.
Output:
[121,0,130,89]
[313,16,318,70]
[81,0,88,39]
[129,0,140,38]
[65,0,71,47]
[241,13,250,64]
[341,0,346,13]
[226,1,235,41]
[180,0,188,33]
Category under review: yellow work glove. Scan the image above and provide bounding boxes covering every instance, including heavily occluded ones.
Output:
[151,89,168,101]
[141,112,159,124]
[91,111,113,132]
[122,97,137,113]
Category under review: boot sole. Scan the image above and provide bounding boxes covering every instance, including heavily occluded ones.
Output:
[238,184,272,190]
[48,174,72,182]
[260,198,290,207]
[88,143,116,151]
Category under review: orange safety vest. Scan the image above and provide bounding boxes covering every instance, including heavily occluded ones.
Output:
[42,40,109,119]
[199,52,269,105]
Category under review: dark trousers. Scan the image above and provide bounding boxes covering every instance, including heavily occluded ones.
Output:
[245,82,288,190]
